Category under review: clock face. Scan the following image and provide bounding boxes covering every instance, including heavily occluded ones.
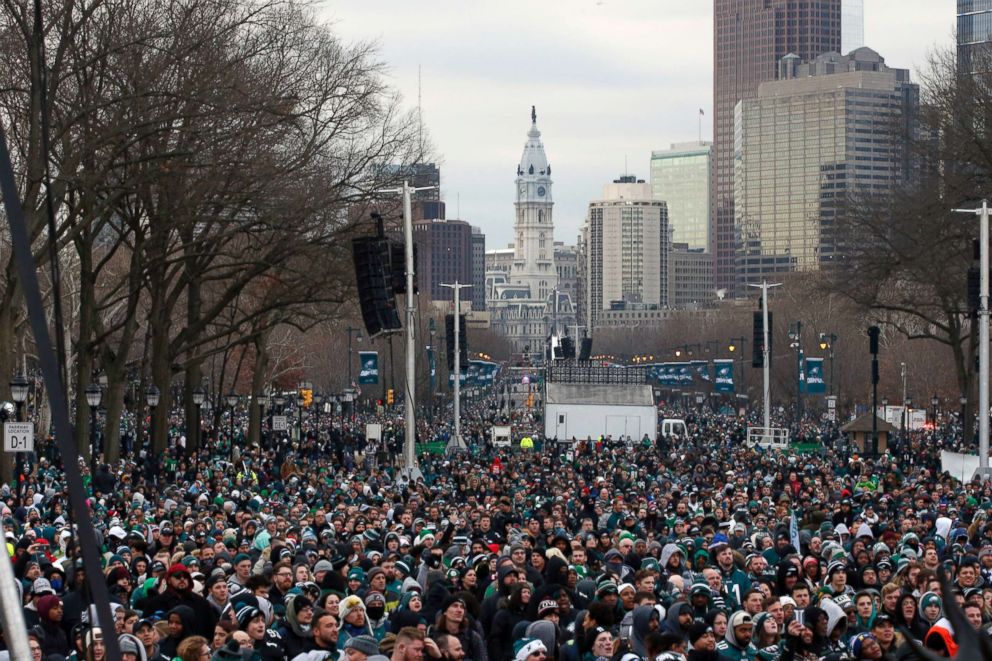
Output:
[537,186,546,197]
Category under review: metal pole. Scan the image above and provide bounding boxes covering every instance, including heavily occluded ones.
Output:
[795,321,803,426]
[762,285,772,431]
[748,281,781,432]
[982,199,990,473]
[901,362,907,437]
[440,282,471,451]
[402,181,417,473]
[953,201,992,478]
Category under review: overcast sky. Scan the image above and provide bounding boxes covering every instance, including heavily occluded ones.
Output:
[323,1,955,250]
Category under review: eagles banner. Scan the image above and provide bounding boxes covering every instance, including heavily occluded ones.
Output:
[358,351,379,384]
[805,357,826,394]
[714,359,734,393]
[691,360,711,382]
[676,363,693,386]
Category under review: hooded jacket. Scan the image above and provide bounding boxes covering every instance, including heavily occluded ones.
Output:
[160,605,197,658]
[715,618,757,661]
[628,605,659,657]
[661,601,692,638]
[277,594,314,660]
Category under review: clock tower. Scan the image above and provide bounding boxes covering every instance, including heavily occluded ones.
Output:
[511,106,557,302]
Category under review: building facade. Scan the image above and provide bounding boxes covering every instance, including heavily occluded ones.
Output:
[669,243,715,309]
[959,0,992,73]
[734,48,918,285]
[413,219,473,302]
[650,141,712,252]
[470,228,486,311]
[581,176,670,329]
[842,0,865,54]
[712,0,842,296]
[487,109,575,355]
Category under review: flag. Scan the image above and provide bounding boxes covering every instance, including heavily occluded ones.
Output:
[805,357,826,394]
[714,359,734,393]
[691,360,710,382]
[358,351,379,384]
[790,510,801,552]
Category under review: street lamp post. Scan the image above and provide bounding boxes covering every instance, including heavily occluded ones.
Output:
[789,321,803,427]
[818,332,838,396]
[85,382,101,475]
[296,391,305,442]
[273,393,285,440]
[145,385,160,459]
[728,337,747,399]
[931,393,939,427]
[9,375,28,486]
[192,386,206,452]
[347,327,363,389]
[258,393,270,448]
[313,393,323,440]
[226,391,238,460]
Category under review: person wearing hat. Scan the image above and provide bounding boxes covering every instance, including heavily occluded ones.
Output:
[687,620,718,661]
[869,613,902,656]
[133,617,169,661]
[490,583,531,661]
[137,563,218,639]
[237,604,285,660]
[434,592,486,661]
[364,592,389,640]
[513,637,547,661]
[339,594,374,649]
[715,611,755,661]
[277,592,315,659]
[344,634,382,661]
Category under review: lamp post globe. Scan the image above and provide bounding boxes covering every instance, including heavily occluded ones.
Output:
[145,385,160,408]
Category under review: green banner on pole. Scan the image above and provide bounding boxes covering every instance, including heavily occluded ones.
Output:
[358,351,379,384]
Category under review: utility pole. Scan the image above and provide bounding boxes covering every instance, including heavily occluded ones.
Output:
[790,321,803,427]
[441,281,471,452]
[953,200,991,479]
[377,181,437,478]
[748,280,781,433]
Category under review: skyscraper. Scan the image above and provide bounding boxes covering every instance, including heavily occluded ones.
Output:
[580,176,669,329]
[842,0,865,54]
[734,48,918,285]
[712,0,841,295]
[650,141,711,252]
[958,0,992,73]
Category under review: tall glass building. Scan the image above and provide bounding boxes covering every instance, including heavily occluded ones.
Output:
[712,0,842,297]
[842,0,865,53]
[959,0,992,73]
[650,142,711,252]
[734,48,918,286]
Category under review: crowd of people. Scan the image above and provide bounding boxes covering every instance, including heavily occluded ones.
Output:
[6,382,992,661]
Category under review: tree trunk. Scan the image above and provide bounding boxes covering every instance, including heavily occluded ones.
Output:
[102,362,127,464]
[248,332,270,448]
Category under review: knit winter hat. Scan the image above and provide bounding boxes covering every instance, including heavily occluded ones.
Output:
[339,594,366,621]
[345,635,380,656]
[849,633,877,658]
[514,638,547,661]
[236,604,262,629]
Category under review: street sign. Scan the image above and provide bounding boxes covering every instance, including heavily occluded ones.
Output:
[272,415,288,432]
[3,422,33,453]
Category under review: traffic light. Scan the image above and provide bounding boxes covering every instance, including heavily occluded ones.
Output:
[527,393,534,408]
[386,389,394,405]
[968,266,981,317]
[300,388,313,407]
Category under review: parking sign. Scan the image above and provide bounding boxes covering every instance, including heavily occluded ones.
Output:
[3,422,33,452]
